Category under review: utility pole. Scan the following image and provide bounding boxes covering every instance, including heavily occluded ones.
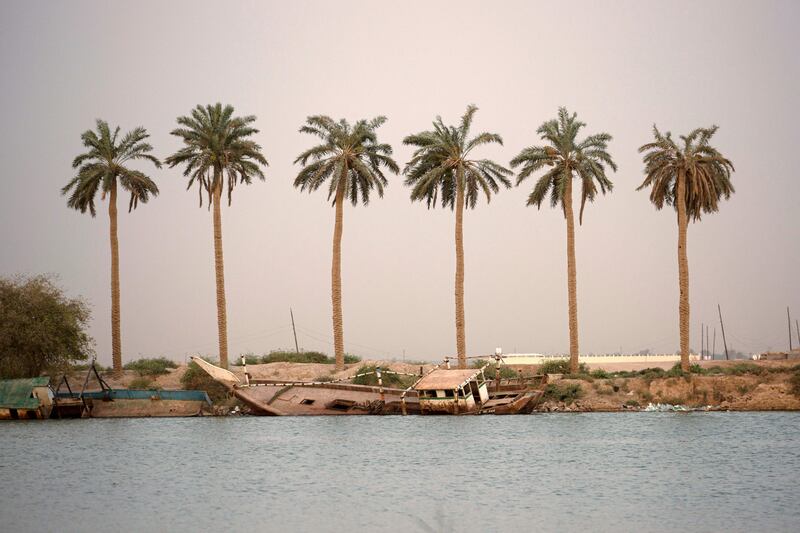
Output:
[788,307,793,352]
[701,322,704,358]
[796,319,800,350]
[712,328,716,360]
[290,308,300,354]
[706,325,710,361]
[718,304,729,360]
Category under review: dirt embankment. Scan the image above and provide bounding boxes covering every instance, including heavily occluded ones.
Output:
[74,359,800,412]
[538,361,800,412]
[72,360,434,391]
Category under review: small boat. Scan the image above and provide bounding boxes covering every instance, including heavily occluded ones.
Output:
[53,361,213,418]
[192,355,546,416]
[0,377,83,420]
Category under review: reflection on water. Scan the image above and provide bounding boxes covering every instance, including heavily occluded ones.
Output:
[1,413,798,532]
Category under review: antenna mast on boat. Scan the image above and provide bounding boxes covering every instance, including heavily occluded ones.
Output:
[290,307,300,354]
[718,304,730,360]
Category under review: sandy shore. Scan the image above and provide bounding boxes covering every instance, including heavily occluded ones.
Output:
[71,358,799,412]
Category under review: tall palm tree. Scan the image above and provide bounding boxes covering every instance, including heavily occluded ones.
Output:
[511,108,616,374]
[166,103,268,369]
[294,116,398,370]
[638,126,734,371]
[404,105,512,368]
[62,120,161,375]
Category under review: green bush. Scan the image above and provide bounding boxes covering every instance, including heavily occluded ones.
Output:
[343,354,362,364]
[180,360,229,403]
[232,353,261,365]
[124,357,178,376]
[790,370,800,397]
[259,350,362,365]
[71,362,108,372]
[351,365,415,388]
[543,382,583,403]
[128,376,160,390]
[590,369,611,379]
[471,359,518,379]
[538,359,589,375]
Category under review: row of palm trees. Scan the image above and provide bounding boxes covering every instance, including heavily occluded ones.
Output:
[63,103,735,375]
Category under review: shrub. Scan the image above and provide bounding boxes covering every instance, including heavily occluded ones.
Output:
[625,399,640,407]
[351,365,415,388]
[790,370,800,397]
[543,382,583,403]
[232,353,261,365]
[538,360,588,375]
[124,357,178,376]
[0,274,93,379]
[259,350,362,365]
[472,360,518,379]
[128,376,159,390]
[590,369,611,379]
[262,350,329,364]
[343,354,362,364]
[180,360,229,403]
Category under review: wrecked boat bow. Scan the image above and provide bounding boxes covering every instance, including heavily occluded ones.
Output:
[192,354,546,416]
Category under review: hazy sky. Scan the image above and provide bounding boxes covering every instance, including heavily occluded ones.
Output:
[1,1,798,365]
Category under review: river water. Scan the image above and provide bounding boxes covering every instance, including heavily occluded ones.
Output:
[1,412,798,532]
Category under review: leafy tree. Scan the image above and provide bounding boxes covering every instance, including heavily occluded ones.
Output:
[166,103,268,369]
[294,116,398,370]
[0,275,94,378]
[403,105,511,368]
[511,108,616,374]
[62,120,160,375]
[638,125,734,371]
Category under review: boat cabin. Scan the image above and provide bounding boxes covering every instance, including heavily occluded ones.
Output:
[0,377,54,420]
[414,368,489,414]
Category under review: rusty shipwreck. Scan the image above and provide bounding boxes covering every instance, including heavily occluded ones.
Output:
[192,355,546,416]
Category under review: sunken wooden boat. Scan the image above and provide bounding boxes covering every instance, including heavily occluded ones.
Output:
[53,362,212,418]
[0,377,83,420]
[193,356,546,416]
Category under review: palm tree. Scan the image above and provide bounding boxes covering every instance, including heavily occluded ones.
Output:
[166,103,268,369]
[404,105,512,368]
[62,120,161,375]
[294,116,398,370]
[511,108,616,374]
[638,126,734,371]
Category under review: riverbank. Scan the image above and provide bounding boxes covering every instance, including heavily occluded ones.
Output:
[73,358,800,413]
[537,360,800,412]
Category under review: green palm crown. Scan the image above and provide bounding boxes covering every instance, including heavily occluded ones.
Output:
[403,105,512,209]
[294,115,398,204]
[637,125,734,220]
[62,120,161,214]
[510,107,616,223]
[165,103,268,207]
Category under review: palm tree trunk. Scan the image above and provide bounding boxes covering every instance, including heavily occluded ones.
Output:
[331,177,346,370]
[564,177,580,374]
[212,176,229,369]
[109,181,122,376]
[455,165,467,369]
[677,169,690,372]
